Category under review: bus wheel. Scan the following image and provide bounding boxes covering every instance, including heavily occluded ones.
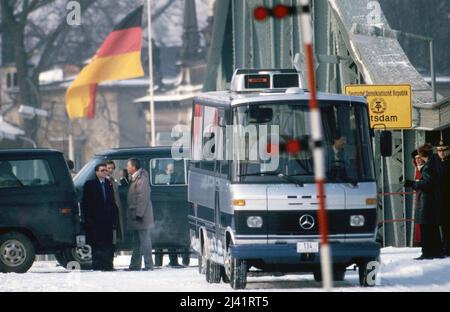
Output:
[205,259,221,283]
[230,256,247,289]
[0,232,35,273]
[223,246,232,283]
[221,266,230,283]
[198,244,207,274]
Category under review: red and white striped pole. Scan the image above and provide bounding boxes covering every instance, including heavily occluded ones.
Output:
[299,0,333,291]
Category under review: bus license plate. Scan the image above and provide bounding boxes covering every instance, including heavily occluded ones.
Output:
[297,242,319,253]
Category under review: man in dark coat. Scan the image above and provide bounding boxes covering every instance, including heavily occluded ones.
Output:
[434,141,450,256]
[405,145,444,259]
[82,163,118,271]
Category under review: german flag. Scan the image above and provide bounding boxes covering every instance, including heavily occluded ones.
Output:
[66,6,144,119]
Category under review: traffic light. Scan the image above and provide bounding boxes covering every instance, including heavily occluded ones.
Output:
[253,5,298,21]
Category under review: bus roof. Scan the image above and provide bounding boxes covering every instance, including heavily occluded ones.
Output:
[194,90,367,108]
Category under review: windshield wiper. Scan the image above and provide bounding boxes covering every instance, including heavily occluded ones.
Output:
[238,172,305,187]
[277,173,304,187]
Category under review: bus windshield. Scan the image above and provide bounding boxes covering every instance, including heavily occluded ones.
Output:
[231,100,375,184]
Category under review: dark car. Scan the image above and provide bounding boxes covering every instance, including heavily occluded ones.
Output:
[0,149,79,273]
[56,146,191,269]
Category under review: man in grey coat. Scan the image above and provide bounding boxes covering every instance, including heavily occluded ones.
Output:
[126,158,155,271]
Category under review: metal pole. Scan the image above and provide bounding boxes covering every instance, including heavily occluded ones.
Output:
[429,40,437,103]
[68,120,75,161]
[394,30,437,103]
[147,0,156,146]
[299,0,333,291]
[381,147,386,248]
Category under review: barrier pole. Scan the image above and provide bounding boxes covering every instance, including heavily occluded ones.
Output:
[299,0,333,291]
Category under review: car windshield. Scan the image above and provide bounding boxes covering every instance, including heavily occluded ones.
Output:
[231,100,375,183]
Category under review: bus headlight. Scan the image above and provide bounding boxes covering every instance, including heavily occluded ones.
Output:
[350,215,365,227]
[247,216,263,228]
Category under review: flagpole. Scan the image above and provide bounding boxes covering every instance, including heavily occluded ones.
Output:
[147,0,156,146]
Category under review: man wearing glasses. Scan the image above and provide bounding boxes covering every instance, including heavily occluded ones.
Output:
[82,163,118,271]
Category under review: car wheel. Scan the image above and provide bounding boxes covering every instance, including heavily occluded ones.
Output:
[59,246,92,270]
[0,232,35,273]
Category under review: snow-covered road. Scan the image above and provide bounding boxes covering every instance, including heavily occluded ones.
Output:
[0,248,449,292]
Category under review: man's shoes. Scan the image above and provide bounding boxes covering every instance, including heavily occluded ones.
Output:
[126,267,141,271]
[101,268,115,272]
[142,267,153,271]
[432,254,446,259]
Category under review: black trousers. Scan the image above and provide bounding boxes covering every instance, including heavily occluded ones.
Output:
[442,225,450,255]
[92,245,114,271]
[420,224,443,257]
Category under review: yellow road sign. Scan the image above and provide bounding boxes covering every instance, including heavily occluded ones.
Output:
[344,84,412,129]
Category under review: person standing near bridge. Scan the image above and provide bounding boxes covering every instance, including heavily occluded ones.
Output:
[105,160,124,244]
[411,150,424,247]
[405,145,444,259]
[126,158,155,271]
[434,141,450,256]
[82,163,118,271]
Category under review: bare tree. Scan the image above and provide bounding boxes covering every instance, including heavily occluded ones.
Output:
[0,0,98,141]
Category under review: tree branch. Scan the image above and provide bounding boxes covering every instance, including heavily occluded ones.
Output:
[32,0,98,78]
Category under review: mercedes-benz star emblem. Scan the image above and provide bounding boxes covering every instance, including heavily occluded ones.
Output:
[299,214,315,230]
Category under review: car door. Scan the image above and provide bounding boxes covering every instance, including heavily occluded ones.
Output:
[149,157,189,249]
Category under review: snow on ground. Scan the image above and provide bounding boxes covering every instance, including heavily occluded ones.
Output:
[0,248,449,292]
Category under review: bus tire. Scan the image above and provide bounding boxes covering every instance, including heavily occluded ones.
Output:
[230,257,247,289]
[221,266,230,283]
[0,232,35,273]
[205,259,221,283]
[198,243,207,274]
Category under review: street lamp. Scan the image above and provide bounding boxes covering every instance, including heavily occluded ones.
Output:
[17,105,51,148]
[18,105,50,119]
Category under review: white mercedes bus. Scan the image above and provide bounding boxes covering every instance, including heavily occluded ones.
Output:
[188,69,380,289]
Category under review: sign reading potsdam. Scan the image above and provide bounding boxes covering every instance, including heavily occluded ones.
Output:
[344,84,412,129]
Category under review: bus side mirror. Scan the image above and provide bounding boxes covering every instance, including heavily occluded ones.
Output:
[380,131,393,157]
